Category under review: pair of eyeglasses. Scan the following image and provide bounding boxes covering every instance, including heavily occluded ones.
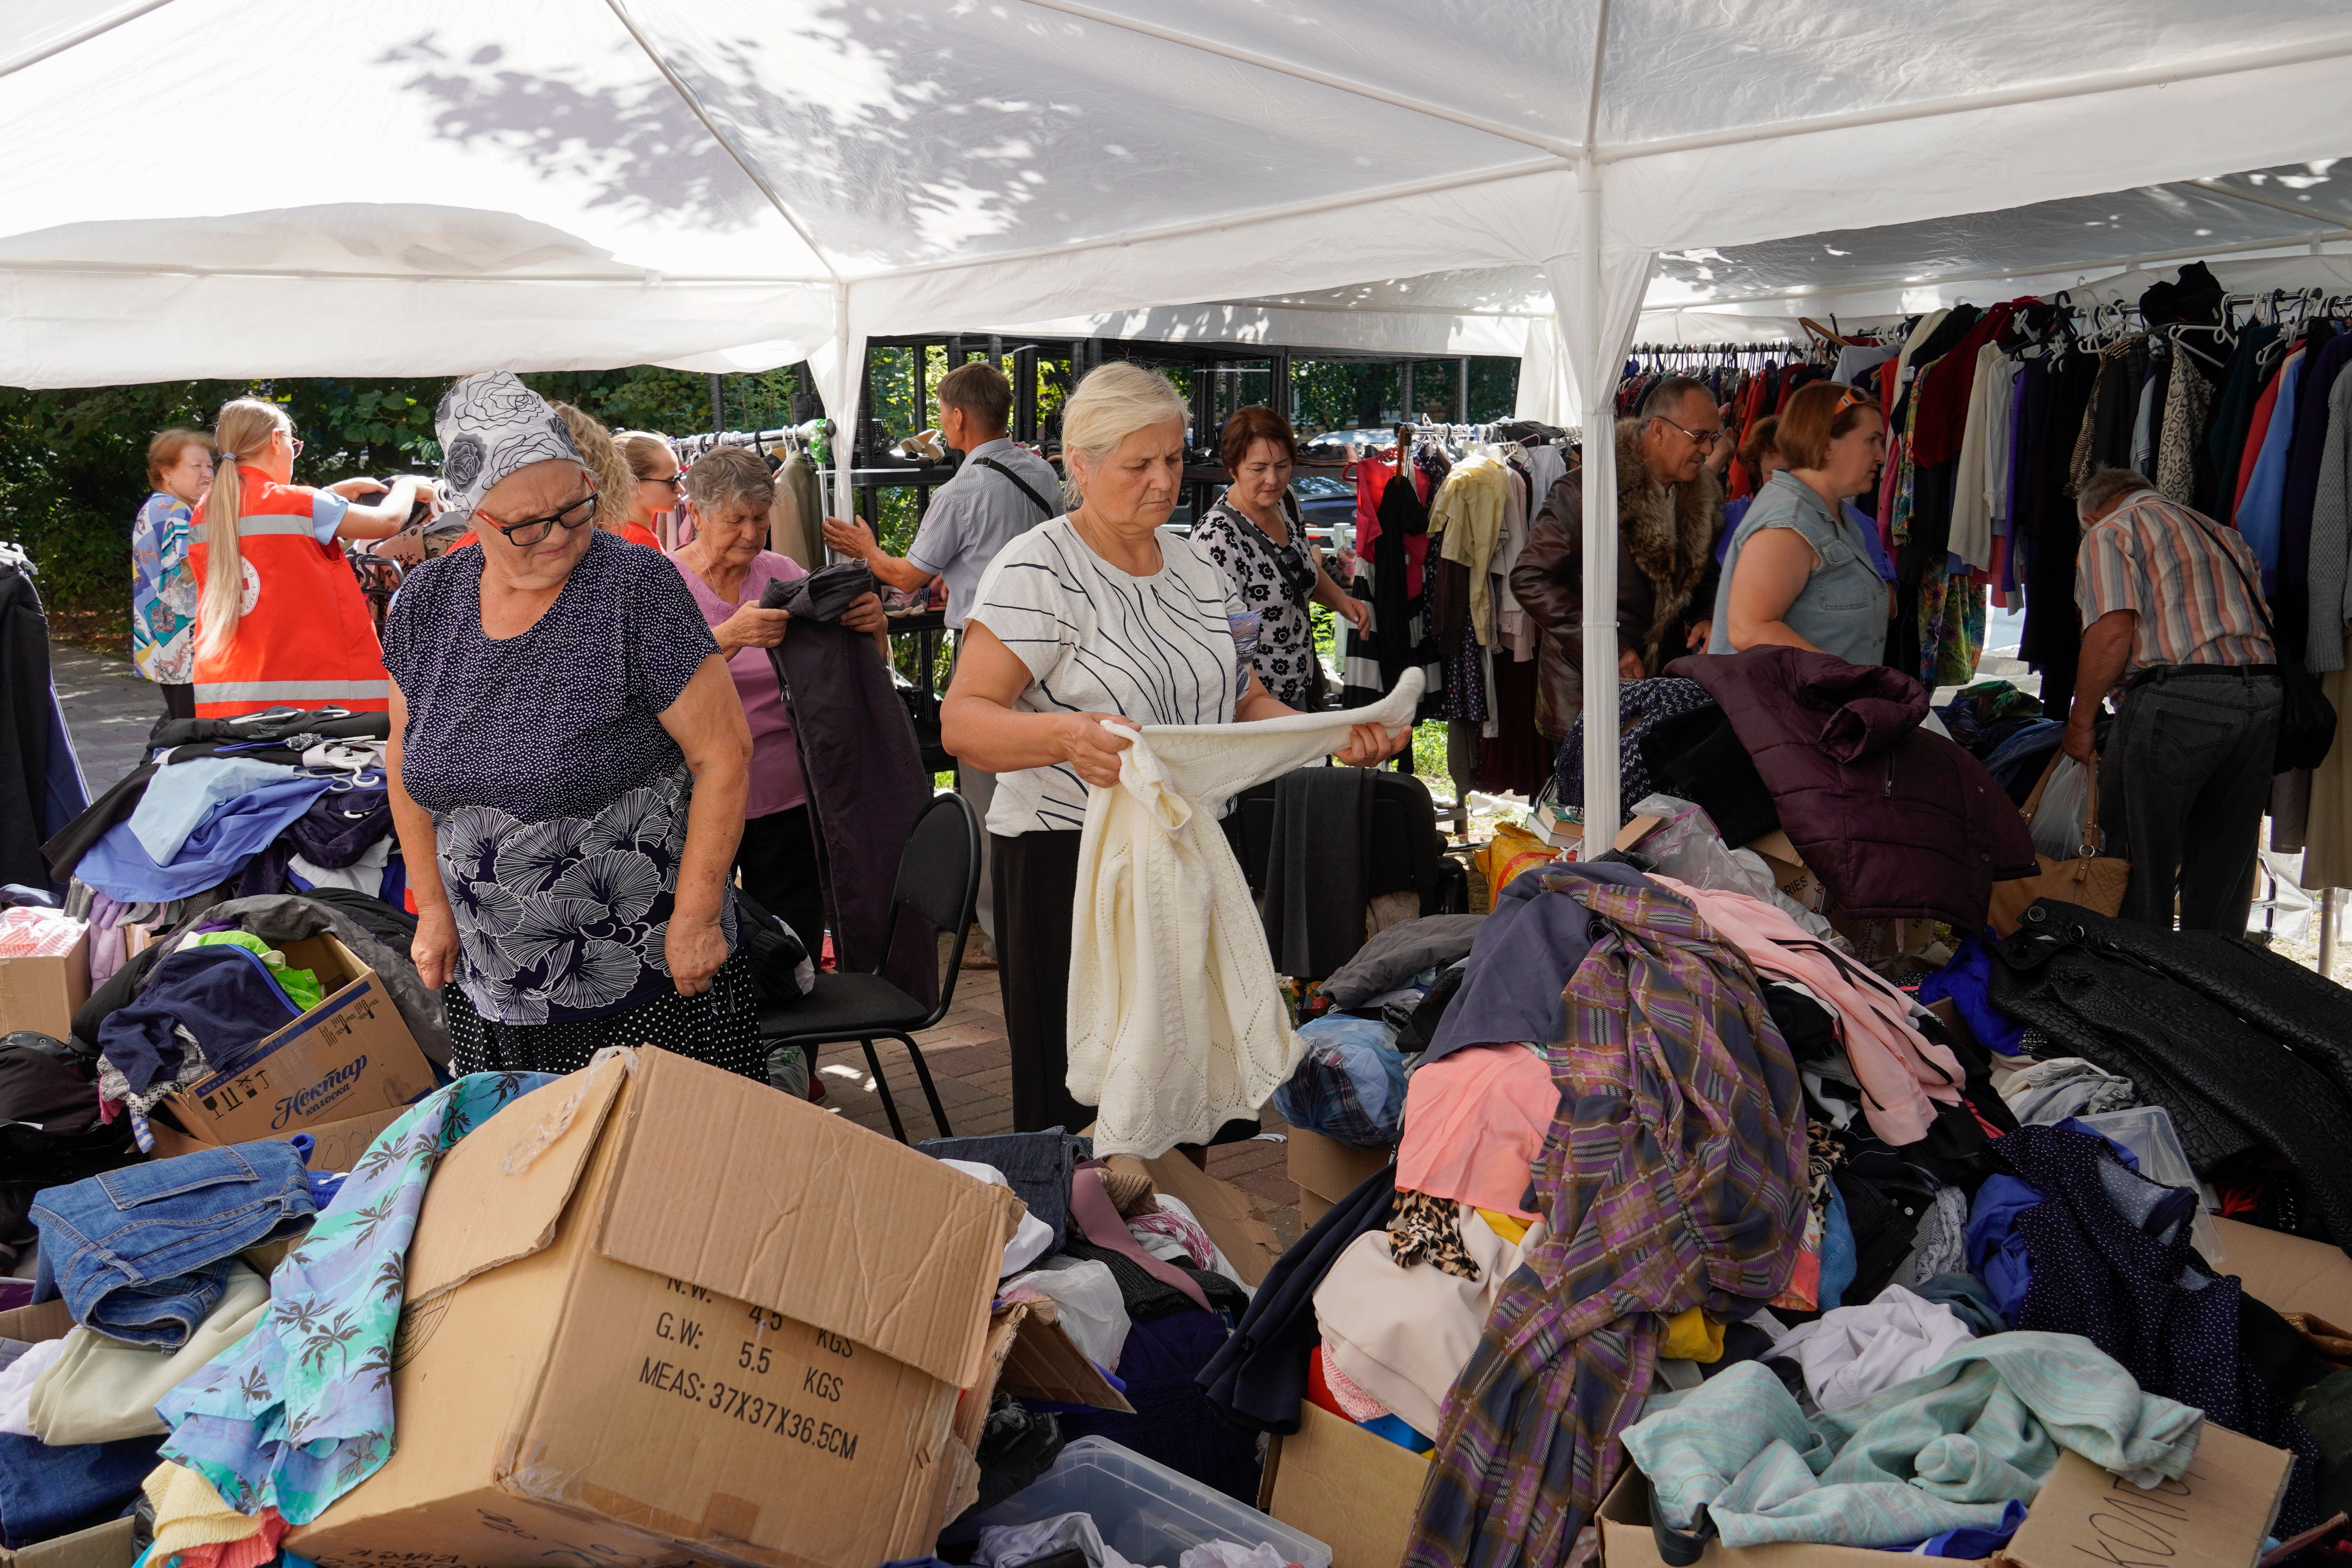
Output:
[1654,415,1724,449]
[484,490,597,546]
[644,473,682,492]
[283,434,304,458]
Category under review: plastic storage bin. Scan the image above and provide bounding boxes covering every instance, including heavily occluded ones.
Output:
[2074,1105,2225,1266]
[968,1438,1334,1568]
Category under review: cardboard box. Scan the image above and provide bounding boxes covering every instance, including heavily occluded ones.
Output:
[1594,1421,2288,1568]
[2215,1215,2352,1318]
[0,925,89,1040]
[290,1048,1027,1568]
[1742,830,1827,913]
[148,1102,410,1171]
[0,1518,135,1568]
[160,935,434,1143]
[1259,1402,1427,1568]
[1285,1125,1394,1229]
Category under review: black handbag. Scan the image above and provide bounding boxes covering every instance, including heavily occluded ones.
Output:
[2185,510,2336,773]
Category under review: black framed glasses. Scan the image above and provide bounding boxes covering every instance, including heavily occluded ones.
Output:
[1652,414,1724,449]
[485,490,597,546]
[644,473,683,492]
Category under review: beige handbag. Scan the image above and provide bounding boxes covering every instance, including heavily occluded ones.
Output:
[1987,752,2131,935]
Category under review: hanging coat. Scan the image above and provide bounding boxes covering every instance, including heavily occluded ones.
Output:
[762,565,938,1010]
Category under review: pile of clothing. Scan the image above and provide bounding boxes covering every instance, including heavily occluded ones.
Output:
[43,706,402,989]
[0,1067,553,1557]
[1198,856,2352,1564]
[1557,648,2037,933]
[920,1133,1264,1515]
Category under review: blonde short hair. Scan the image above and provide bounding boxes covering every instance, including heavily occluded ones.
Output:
[1059,361,1188,507]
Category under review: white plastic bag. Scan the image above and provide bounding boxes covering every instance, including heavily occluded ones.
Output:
[2029,756,2092,861]
[1001,1257,1130,1371]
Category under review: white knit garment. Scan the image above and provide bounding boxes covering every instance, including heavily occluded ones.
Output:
[1069,671,1424,1158]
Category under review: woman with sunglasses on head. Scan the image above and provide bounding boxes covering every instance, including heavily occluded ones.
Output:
[1708,380,1895,667]
[187,398,434,718]
[381,374,759,1079]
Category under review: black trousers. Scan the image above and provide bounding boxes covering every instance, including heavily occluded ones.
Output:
[993,828,1092,1134]
[737,805,827,961]
[159,682,195,721]
[2100,666,2282,934]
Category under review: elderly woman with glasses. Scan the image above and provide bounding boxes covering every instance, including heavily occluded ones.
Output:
[381,373,759,1078]
[1708,380,1893,667]
[669,444,887,954]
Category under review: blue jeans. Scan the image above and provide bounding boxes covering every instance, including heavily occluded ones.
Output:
[33,1141,314,1348]
[918,1132,1082,1253]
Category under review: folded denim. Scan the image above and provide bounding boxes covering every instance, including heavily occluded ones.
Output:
[0,1429,163,1548]
[32,1142,314,1348]
[920,1131,1081,1253]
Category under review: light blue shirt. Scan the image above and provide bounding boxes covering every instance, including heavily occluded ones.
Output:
[2236,347,2302,591]
[1710,472,1889,668]
[906,438,1060,629]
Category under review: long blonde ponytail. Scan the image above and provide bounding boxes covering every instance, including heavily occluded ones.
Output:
[195,399,288,663]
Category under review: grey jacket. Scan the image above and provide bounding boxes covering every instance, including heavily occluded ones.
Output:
[2307,370,2352,672]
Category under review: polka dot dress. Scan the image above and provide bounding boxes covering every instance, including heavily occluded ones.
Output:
[443,949,765,1082]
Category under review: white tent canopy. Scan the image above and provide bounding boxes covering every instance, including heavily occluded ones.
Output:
[9,0,2352,843]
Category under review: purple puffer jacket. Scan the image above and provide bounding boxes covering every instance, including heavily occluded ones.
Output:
[1667,647,2036,929]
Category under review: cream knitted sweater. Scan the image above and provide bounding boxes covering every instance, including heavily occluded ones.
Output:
[1068,672,1424,1158]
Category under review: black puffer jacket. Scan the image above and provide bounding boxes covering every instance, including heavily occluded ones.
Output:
[1989,900,2352,1252]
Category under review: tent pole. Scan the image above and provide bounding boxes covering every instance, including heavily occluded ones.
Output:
[2323,889,2339,980]
[828,282,853,555]
[1578,154,1620,861]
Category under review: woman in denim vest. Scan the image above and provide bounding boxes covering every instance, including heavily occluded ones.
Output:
[1709,381,1892,667]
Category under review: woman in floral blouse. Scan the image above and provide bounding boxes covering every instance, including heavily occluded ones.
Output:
[130,428,216,718]
[1190,406,1369,710]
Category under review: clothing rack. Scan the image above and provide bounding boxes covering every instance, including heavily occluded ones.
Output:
[672,418,833,463]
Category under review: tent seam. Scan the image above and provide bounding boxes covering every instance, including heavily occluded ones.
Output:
[599,0,843,285]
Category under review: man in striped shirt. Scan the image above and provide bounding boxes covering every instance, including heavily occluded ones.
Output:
[2065,467,2279,933]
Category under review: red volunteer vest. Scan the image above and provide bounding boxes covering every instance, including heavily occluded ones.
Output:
[189,468,390,718]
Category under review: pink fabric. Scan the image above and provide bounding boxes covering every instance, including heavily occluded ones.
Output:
[1394,1043,1557,1221]
[1651,877,1962,1145]
[1319,1346,1394,1423]
[673,549,809,818]
[1071,1165,1210,1312]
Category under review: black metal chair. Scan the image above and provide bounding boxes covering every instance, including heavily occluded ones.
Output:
[757,791,978,1141]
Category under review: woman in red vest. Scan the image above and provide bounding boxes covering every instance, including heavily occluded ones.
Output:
[189,399,433,718]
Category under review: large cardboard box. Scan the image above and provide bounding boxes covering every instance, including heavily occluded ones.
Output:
[1595,1420,2290,1568]
[1259,1402,1428,1568]
[289,1049,1028,1568]
[148,1102,410,1172]
[158,935,434,1143]
[1285,1126,1393,1230]
[0,925,89,1040]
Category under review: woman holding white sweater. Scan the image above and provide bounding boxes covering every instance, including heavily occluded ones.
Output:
[943,362,1404,1134]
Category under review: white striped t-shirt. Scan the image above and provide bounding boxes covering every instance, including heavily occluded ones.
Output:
[967,517,1246,835]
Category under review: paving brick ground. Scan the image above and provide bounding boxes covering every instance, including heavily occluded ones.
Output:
[51,637,1308,1245]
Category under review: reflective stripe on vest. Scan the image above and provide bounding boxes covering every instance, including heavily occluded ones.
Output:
[233,516,322,539]
[192,678,392,705]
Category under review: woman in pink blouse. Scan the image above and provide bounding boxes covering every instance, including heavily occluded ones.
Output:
[669,447,885,951]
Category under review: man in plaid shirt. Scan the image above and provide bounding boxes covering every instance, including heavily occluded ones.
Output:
[2064,466,2278,933]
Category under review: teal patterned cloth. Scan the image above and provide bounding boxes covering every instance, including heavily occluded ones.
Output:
[156,1071,556,1523]
[1622,1331,2204,1550]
